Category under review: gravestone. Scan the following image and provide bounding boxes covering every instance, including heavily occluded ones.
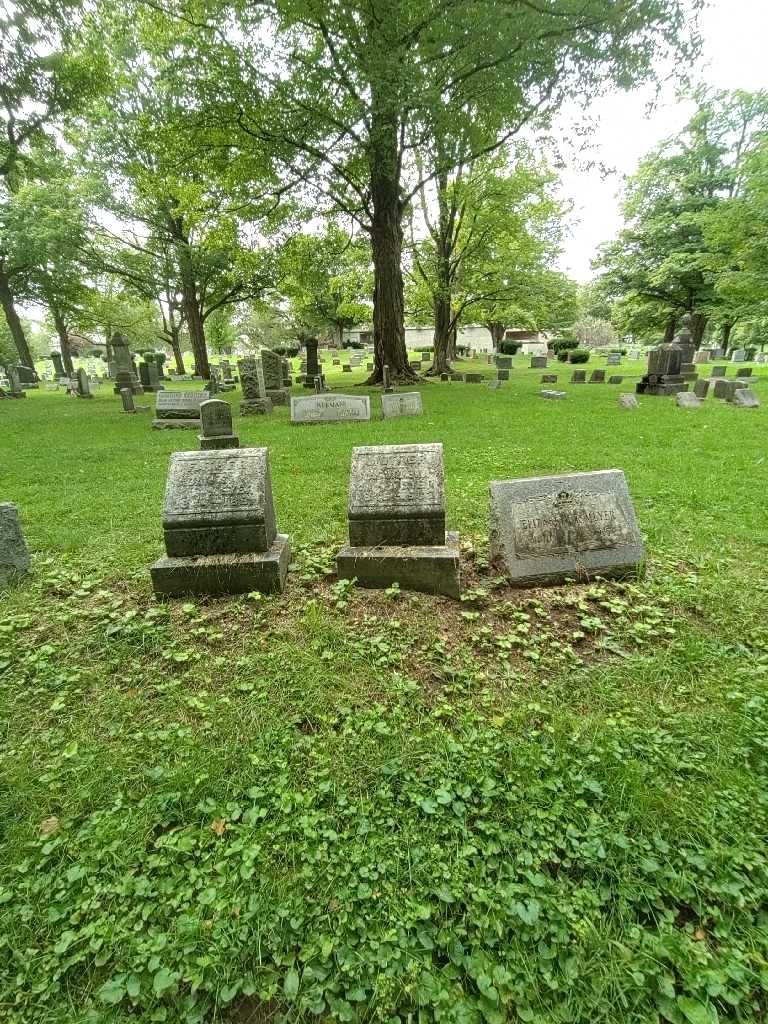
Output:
[367,362,374,371]
[381,392,423,419]
[729,388,760,408]
[736,368,753,378]
[75,368,93,399]
[541,374,558,384]
[489,469,645,587]
[540,389,567,400]
[332,358,341,366]
[150,449,290,596]
[112,334,143,395]
[618,394,639,409]
[589,370,606,383]
[530,356,547,369]
[571,370,586,383]
[464,373,483,384]
[152,390,210,429]
[628,350,642,360]
[261,349,289,405]
[710,366,727,378]
[676,392,702,409]
[0,503,30,586]
[450,372,465,382]
[120,388,137,413]
[7,367,25,398]
[290,394,371,424]
[711,348,725,359]
[382,365,394,393]
[636,336,686,396]
[239,356,273,415]
[199,399,240,450]
[487,380,501,390]
[730,348,746,362]
[343,364,353,373]
[694,379,710,399]
[440,372,449,382]
[50,352,65,378]
[497,369,510,381]
[496,356,512,369]
[713,379,746,400]
[337,443,460,598]
[304,340,320,389]
[693,351,709,365]
[608,376,624,385]
[606,353,621,366]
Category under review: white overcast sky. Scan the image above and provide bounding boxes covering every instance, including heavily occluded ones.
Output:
[556,0,768,283]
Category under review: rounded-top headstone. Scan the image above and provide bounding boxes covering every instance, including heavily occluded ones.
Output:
[0,503,31,586]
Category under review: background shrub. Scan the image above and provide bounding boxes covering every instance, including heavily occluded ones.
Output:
[569,349,590,364]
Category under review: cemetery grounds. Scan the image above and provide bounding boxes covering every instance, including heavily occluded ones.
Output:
[1,354,767,1024]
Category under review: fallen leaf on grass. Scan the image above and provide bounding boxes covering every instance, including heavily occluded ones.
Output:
[210,818,226,836]
[40,817,60,837]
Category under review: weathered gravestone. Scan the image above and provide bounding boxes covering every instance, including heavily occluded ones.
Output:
[693,351,709,365]
[465,373,484,384]
[336,443,460,598]
[729,388,760,408]
[608,376,624,385]
[730,348,747,362]
[489,469,645,587]
[541,374,558,384]
[486,380,502,390]
[628,350,642,360]
[304,340,320,389]
[382,365,394,393]
[540,389,567,400]
[75,368,93,399]
[150,449,290,596]
[589,370,606,383]
[7,367,25,398]
[112,334,143,395]
[239,356,273,415]
[0,503,31,586]
[606,353,621,366]
[343,364,353,373]
[381,392,423,419]
[290,394,371,424]
[261,349,289,405]
[636,335,687,396]
[530,356,547,369]
[199,399,240,449]
[496,356,513,369]
[710,366,727,378]
[618,394,639,409]
[676,392,702,409]
[571,370,586,383]
[50,352,66,378]
[139,362,163,392]
[694,379,710,399]
[497,369,510,381]
[450,372,465,382]
[152,390,210,429]
[440,372,449,382]
[736,368,753,378]
[120,388,139,413]
[713,379,746,400]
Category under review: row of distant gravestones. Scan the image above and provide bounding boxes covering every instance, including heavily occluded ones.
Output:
[147,441,646,603]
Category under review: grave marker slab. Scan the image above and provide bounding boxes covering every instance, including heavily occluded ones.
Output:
[464,373,484,384]
[290,394,371,424]
[199,399,240,449]
[540,389,566,399]
[541,374,558,384]
[729,388,760,407]
[152,390,210,429]
[239,357,273,415]
[497,369,510,381]
[490,469,645,587]
[530,356,547,369]
[618,394,639,409]
[676,392,702,409]
[608,375,624,384]
[736,368,753,378]
[0,503,30,586]
[150,449,289,595]
[75,368,93,399]
[337,443,460,597]
[571,370,586,383]
[589,370,606,383]
[710,366,727,378]
[381,392,423,419]
[730,349,746,362]
[694,379,710,399]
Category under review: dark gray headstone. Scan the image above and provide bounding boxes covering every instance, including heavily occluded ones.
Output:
[0,503,31,586]
[199,399,239,449]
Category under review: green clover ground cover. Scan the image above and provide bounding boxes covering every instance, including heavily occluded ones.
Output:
[1,356,767,1023]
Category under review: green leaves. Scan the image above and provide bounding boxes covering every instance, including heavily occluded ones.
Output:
[283,967,300,999]
[678,996,719,1024]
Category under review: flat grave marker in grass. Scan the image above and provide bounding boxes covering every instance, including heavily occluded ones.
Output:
[381,392,423,419]
[490,468,645,587]
[152,389,210,429]
[290,393,371,424]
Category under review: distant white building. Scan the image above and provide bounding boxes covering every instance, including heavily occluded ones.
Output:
[342,324,548,354]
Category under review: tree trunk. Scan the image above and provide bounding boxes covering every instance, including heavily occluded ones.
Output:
[169,323,185,374]
[51,304,74,376]
[721,321,733,350]
[486,322,506,350]
[365,102,413,385]
[429,293,453,375]
[169,214,210,379]
[448,323,457,362]
[0,266,34,368]
[691,313,707,349]
[663,315,677,343]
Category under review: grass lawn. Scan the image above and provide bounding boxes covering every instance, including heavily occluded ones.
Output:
[1,355,767,1024]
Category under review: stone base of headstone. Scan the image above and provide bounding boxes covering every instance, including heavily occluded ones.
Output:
[464,373,483,383]
[336,531,460,599]
[540,390,567,399]
[199,434,240,450]
[265,388,289,406]
[240,398,273,416]
[9,391,26,399]
[450,373,464,382]
[151,534,290,597]
[636,374,688,396]
[152,418,201,430]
